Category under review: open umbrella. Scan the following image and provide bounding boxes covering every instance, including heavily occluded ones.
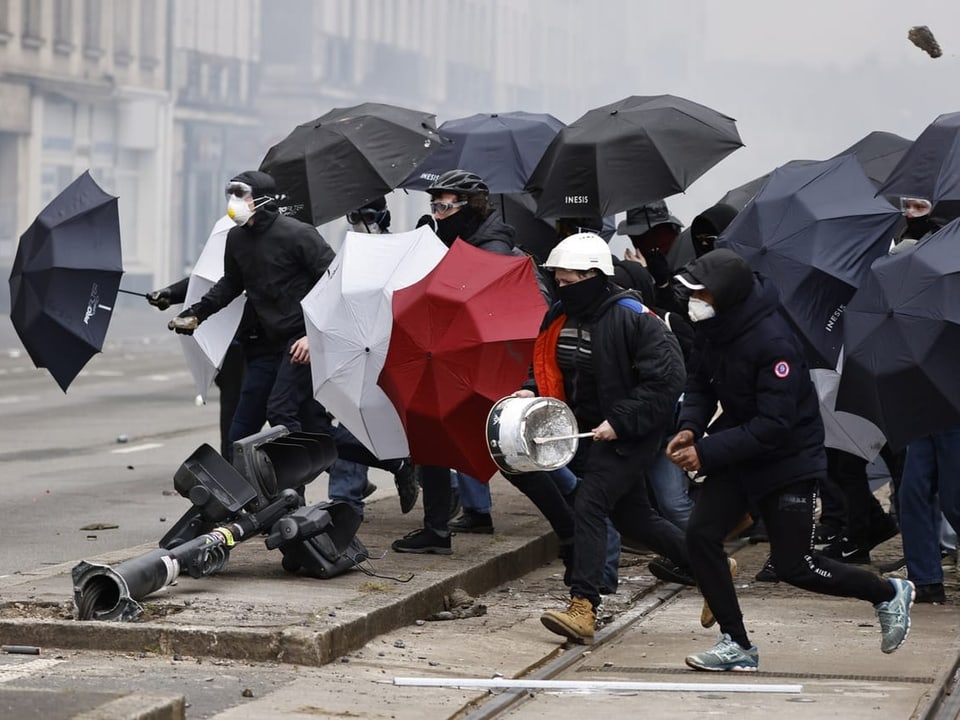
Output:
[179,215,246,401]
[876,112,960,217]
[378,240,547,481]
[810,368,886,462]
[260,102,440,225]
[302,226,447,459]
[401,111,564,194]
[9,171,124,391]
[836,217,960,449]
[716,155,901,368]
[526,94,743,219]
[829,130,912,188]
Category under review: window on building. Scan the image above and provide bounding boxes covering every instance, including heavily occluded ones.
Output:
[140,0,159,70]
[54,0,73,54]
[113,0,131,64]
[21,0,44,48]
[83,0,103,59]
[0,0,12,42]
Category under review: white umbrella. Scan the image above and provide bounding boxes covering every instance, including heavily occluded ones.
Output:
[810,367,886,462]
[180,215,246,401]
[302,226,447,459]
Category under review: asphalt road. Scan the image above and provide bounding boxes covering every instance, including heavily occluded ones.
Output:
[0,303,225,576]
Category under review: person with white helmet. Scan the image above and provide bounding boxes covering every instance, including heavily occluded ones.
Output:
[505,231,689,644]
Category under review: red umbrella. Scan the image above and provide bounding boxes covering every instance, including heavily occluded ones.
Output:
[378,240,547,481]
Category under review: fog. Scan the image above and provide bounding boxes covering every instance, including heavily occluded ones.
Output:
[255,0,960,242]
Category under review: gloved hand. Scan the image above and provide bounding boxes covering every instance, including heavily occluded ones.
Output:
[147,288,173,311]
[644,248,673,288]
[168,314,199,335]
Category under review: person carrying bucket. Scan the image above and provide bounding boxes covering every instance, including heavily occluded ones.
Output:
[503,231,689,644]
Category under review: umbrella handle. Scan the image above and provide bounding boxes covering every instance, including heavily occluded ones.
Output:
[532,432,594,445]
[117,288,150,298]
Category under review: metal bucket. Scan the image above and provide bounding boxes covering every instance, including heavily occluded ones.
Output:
[486,396,579,474]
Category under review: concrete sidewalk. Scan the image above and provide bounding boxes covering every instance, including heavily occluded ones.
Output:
[0,478,560,719]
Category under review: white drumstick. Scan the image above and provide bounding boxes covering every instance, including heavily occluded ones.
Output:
[532,432,594,445]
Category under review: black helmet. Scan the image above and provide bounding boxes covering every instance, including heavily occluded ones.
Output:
[427,169,489,197]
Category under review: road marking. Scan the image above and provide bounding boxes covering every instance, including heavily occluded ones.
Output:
[0,395,39,404]
[0,658,64,683]
[111,443,163,454]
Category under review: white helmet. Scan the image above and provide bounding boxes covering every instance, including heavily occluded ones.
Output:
[543,232,615,276]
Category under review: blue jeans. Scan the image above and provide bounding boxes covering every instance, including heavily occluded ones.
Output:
[900,427,960,585]
[455,472,491,513]
[647,449,694,531]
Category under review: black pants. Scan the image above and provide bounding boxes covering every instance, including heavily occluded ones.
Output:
[213,341,245,459]
[506,441,687,608]
[687,474,895,648]
[826,448,897,546]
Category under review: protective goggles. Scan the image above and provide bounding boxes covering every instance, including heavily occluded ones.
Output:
[346,208,384,225]
[429,199,467,215]
[225,181,253,199]
[900,197,932,218]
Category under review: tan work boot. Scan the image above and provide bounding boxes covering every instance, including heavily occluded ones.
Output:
[541,596,596,643]
[700,557,739,628]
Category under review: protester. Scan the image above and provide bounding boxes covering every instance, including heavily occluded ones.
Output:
[669,248,914,671]
[393,169,519,554]
[617,200,690,310]
[503,231,688,644]
[169,172,418,511]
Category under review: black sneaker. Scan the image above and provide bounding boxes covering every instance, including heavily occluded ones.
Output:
[877,556,907,573]
[361,479,378,499]
[393,461,420,514]
[820,537,871,564]
[814,523,842,547]
[915,582,946,604]
[648,556,696,586]
[448,510,494,534]
[754,556,779,582]
[391,527,451,554]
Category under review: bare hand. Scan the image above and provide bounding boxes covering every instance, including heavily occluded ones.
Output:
[665,429,694,455]
[592,420,617,441]
[511,389,535,399]
[623,246,648,267]
[290,336,310,364]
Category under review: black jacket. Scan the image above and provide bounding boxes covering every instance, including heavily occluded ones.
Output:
[467,211,516,255]
[528,288,686,461]
[677,275,826,498]
[187,207,335,343]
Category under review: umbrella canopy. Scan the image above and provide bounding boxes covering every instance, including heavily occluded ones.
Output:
[525,94,743,219]
[876,111,960,216]
[829,130,913,188]
[9,171,123,391]
[836,218,960,449]
[260,102,440,225]
[716,155,901,368]
[810,368,886,462]
[401,111,564,194]
[180,215,246,401]
[302,226,447,459]
[378,240,547,481]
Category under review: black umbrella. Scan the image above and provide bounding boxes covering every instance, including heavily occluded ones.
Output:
[401,112,564,194]
[876,112,960,216]
[830,130,913,187]
[260,103,440,225]
[716,160,813,211]
[9,171,124,391]
[836,217,960,449]
[525,94,743,219]
[716,155,901,369]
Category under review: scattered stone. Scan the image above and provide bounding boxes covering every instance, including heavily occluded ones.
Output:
[393,640,405,649]
[241,688,253,698]
[116,434,128,443]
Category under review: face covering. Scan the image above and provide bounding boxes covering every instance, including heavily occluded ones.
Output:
[904,215,937,240]
[557,274,608,317]
[435,211,479,247]
[227,196,254,226]
[687,297,716,322]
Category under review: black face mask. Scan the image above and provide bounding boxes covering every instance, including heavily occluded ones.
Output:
[557,274,608,317]
[904,215,937,240]
[435,211,480,247]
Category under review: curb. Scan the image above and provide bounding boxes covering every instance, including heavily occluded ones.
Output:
[0,532,556,668]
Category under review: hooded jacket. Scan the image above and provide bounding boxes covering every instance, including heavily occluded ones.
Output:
[465,211,516,255]
[186,175,335,343]
[690,203,739,258]
[528,286,686,461]
[677,274,826,499]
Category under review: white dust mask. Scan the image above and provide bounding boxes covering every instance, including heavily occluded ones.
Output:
[687,297,717,322]
[227,196,254,226]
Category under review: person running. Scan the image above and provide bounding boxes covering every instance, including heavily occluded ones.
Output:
[669,248,915,672]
